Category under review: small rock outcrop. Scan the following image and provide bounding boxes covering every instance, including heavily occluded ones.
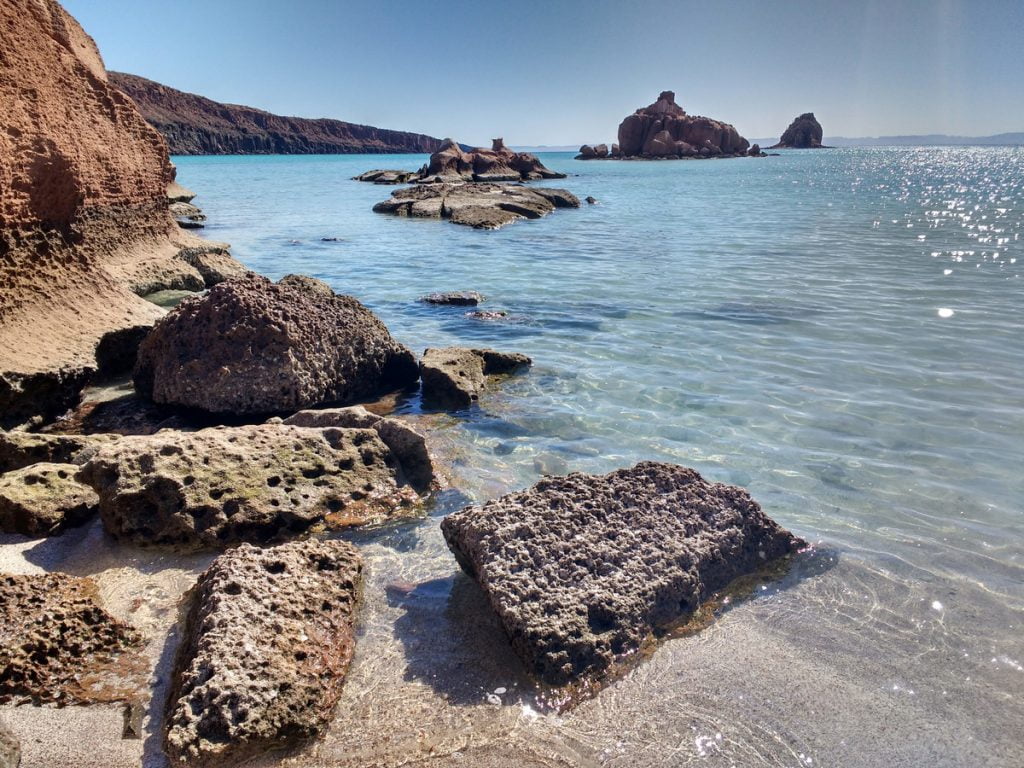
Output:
[420,291,485,306]
[441,462,806,685]
[420,348,532,409]
[277,273,334,296]
[373,183,580,229]
[0,573,143,705]
[133,274,418,414]
[0,463,98,536]
[78,423,422,551]
[0,430,117,473]
[420,138,566,182]
[770,113,825,148]
[165,539,362,767]
[351,169,418,184]
[0,718,17,768]
[579,91,750,160]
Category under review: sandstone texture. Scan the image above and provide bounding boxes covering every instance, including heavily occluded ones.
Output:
[133,274,419,414]
[111,72,442,155]
[77,423,421,550]
[283,406,435,492]
[0,718,17,768]
[770,112,825,149]
[373,183,580,229]
[165,539,362,767]
[578,91,750,160]
[441,462,806,685]
[0,572,143,705]
[0,462,98,536]
[0,430,117,473]
[420,291,485,306]
[420,348,532,409]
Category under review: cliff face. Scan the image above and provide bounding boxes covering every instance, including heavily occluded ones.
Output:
[0,0,192,426]
[110,73,443,156]
[614,91,750,158]
[771,113,825,148]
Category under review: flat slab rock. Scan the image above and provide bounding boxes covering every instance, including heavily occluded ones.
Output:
[441,461,806,685]
[420,347,531,409]
[372,183,580,229]
[0,430,117,473]
[0,462,98,536]
[77,423,421,551]
[166,539,362,768]
[0,573,143,705]
[419,291,485,306]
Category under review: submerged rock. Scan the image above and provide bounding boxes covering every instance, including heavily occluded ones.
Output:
[420,347,532,409]
[441,462,806,685]
[133,274,418,415]
[0,718,17,768]
[0,463,98,536]
[0,430,117,473]
[0,573,143,705]
[165,539,362,767]
[352,169,418,184]
[770,113,825,149]
[373,182,580,230]
[420,291,485,306]
[78,423,422,551]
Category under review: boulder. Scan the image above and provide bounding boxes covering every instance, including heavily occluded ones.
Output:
[78,423,422,551]
[278,273,334,296]
[613,91,749,159]
[749,143,762,156]
[577,144,597,159]
[770,113,825,149]
[133,274,418,414]
[0,718,17,768]
[165,539,362,768]
[175,245,249,286]
[0,430,117,473]
[0,462,98,536]
[420,291,485,306]
[441,462,806,685]
[351,169,418,184]
[0,572,143,705]
[283,407,436,492]
[420,347,532,409]
[585,196,599,205]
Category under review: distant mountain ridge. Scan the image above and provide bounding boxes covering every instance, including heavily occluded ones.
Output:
[110,72,443,156]
[749,132,1024,147]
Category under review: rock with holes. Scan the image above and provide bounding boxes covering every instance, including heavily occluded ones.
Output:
[441,462,806,685]
[0,573,143,705]
[77,423,421,551]
[0,717,17,768]
[0,430,118,473]
[133,274,419,415]
[0,462,98,536]
[165,539,362,768]
[420,347,531,409]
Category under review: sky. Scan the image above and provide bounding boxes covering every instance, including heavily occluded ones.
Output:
[63,0,1024,147]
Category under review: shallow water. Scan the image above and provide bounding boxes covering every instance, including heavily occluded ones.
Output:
[8,148,1021,767]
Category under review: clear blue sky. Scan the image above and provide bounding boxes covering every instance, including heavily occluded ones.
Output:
[64,0,1024,146]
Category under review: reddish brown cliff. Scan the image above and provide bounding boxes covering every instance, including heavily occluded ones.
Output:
[110,72,443,156]
[0,0,197,426]
[770,112,826,149]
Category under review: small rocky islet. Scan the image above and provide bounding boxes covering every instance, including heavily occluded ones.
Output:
[0,1,809,765]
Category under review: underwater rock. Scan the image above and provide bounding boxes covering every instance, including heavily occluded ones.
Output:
[0,463,98,536]
[441,461,806,685]
[78,423,421,551]
[420,347,531,409]
[165,539,362,767]
[133,274,418,415]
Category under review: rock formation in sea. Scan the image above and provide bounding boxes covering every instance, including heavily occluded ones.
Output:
[372,183,580,229]
[770,113,825,148]
[420,347,532,409]
[165,539,362,766]
[441,462,805,685]
[0,0,242,428]
[110,72,443,155]
[577,90,751,159]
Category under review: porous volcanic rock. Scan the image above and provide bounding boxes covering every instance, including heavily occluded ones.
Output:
[420,291,485,306]
[78,423,421,550]
[420,348,532,409]
[0,462,98,536]
[175,245,249,286]
[133,274,418,414]
[0,1,205,426]
[0,430,117,473]
[111,72,442,156]
[607,91,749,159]
[0,572,143,705]
[373,183,580,230]
[277,273,334,296]
[0,718,17,768]
[441,462,806,685]
[165,539,362,768]
[283,406,435,491]
[770,113,825,149]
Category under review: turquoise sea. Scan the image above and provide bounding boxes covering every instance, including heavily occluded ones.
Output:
[171,149,1024,767]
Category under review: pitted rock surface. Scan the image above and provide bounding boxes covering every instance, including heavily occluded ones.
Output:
[133,274,418,414]
[165,539,362,768]
[277,273,334,296]
[441,462,806,685]
[77,423,420,551]
[420,347,532,409]
[0,463,98,536]
[0,431,117,473]
[373,183,579,229]
[0,573,143,705]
